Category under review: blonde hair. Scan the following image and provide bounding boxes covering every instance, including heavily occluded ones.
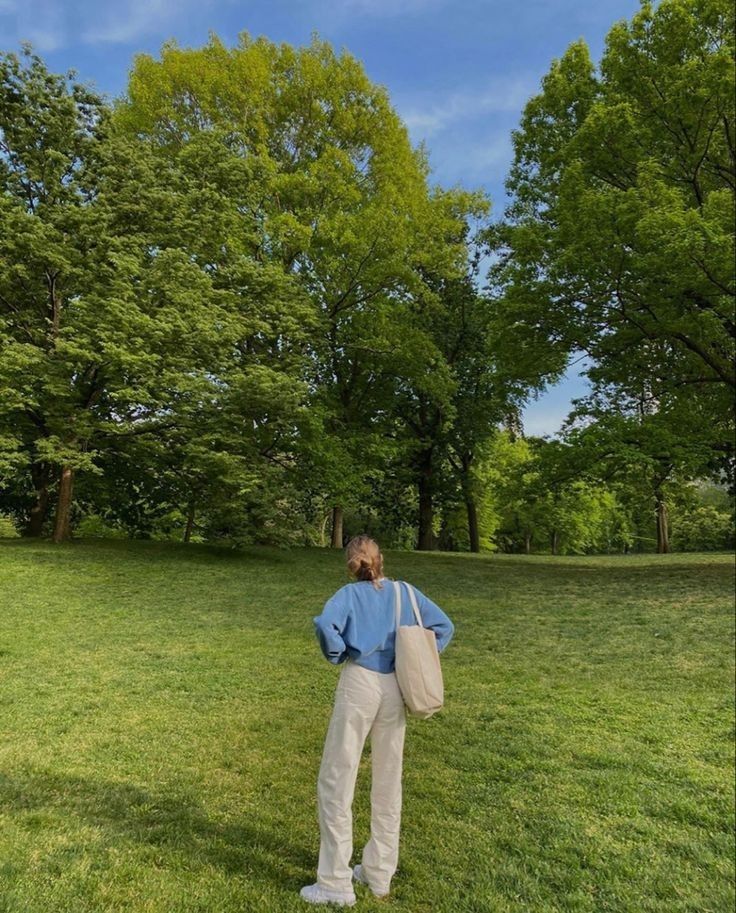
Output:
[345,535,384,589]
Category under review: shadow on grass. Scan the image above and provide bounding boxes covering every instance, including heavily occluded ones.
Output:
[0,536,306,567]
[0,767,314,889]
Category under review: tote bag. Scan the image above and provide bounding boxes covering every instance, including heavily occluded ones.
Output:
[392,581,444,719]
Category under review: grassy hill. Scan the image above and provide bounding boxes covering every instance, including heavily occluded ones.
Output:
[0,540,733,913]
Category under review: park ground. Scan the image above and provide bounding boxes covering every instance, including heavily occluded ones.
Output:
[0,540,734,913]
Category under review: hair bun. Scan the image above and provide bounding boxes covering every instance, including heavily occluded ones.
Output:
[345,535,384,587]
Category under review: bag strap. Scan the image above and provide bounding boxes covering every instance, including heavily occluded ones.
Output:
[405,583,423,627]
[393,581,423,629]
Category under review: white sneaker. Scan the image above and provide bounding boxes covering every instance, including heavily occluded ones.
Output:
[353,864,389,898]
[299,883,356,907]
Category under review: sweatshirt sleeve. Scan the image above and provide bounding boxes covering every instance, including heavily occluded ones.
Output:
[412,586,455,653]
[313,589,351,665]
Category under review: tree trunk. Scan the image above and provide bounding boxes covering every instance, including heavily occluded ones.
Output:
[438,518,456,552]
[417,490,433,550]
[52,465,74,543]
[465,495,480,553]
[656,494,670,554]
[417,448,434,551]
[524,531,532,555]
[24,463,50,537]
[319,510,330,547]
[183,499,196,543]
[551,528,559,556]
[331,506,343,548]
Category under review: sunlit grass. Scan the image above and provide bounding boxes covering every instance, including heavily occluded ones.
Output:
[0,540,733,913]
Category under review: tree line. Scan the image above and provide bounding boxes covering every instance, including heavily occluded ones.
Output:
[1,0,733,553]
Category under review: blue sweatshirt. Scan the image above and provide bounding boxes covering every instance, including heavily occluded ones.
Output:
[313,579,454,674]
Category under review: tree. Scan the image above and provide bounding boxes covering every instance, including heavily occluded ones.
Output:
[0,48,309,541]
[115,34,472,548]
[390,266,528,553]
[444,270,530,552]
[559,378,722,552]
[486,433,634,555]
[489,0,735,476]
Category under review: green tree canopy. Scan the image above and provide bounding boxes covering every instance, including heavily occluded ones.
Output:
[0,47,310,541]
[489,0,734,476]
[116,33,483,546]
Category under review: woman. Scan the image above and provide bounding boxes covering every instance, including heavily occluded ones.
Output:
[300,535,454,907]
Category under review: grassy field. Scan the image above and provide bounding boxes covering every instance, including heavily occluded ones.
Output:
[0,540,733,913]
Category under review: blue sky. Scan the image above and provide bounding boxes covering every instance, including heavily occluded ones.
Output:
[1,0,642,435]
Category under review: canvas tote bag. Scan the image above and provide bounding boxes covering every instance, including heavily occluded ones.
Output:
[392,581,444,719]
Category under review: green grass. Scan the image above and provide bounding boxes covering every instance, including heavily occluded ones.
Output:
[0,540,733,913]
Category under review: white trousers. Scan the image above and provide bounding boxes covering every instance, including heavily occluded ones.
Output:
[317,659,407,894]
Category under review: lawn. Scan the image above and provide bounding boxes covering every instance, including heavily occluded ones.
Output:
[0,540,733,913]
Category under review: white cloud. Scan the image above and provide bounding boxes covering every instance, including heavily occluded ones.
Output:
[394,74,540,189]
[81,0,187,45]
[19,28,63,51]
[0,0,223,51]
[419,130,513,188]
[324,0,444,17]
[400,74,538,138]
[453,132,512,175]
[1,1,66,51]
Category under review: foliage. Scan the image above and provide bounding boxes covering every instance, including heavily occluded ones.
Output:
[0,45,314,542]
[0,513,19,537]
[1,8,734,553]
[489,0,735,480]
[74,514,127,540]
[670,504,734,551]
[115,35,483,529]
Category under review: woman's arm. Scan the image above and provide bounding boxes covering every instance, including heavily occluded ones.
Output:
[411,585,455,653]
[313,590,351,664]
